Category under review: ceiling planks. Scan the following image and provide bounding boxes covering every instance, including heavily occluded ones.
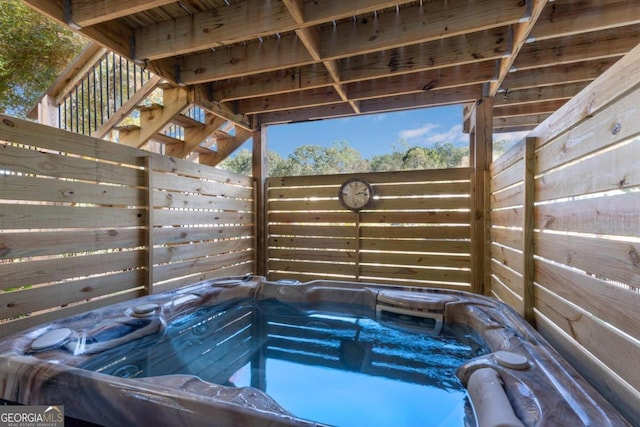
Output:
[21,0,640,135]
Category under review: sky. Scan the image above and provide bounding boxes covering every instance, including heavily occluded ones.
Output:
[262,104,528,159]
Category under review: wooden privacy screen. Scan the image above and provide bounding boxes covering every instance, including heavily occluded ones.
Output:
[0,115,254,338]
[267,169,473,291]
[489,45,640,422]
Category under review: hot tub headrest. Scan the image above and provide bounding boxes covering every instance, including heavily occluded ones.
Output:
[377,290,458,311]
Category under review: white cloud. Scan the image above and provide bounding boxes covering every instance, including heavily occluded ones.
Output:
[398,123,439,140]
[399,123,468,147]
[424,124,467,146]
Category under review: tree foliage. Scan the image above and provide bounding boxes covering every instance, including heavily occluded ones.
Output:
[219,139,483,177]
[0,0,86,116]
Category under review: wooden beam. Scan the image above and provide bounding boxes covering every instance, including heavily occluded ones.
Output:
[143,155,155,294]
[258,85,482,124]
[494,125,536,133]
[171,2,520,85]
[27,42,105,120]
[259,103,355,124]
[133,0,416,61]
[192,86,252,131]
[119,87,190,148]
[316,0,526,60]
[210,28,508,103]
[530,39,640,143]
[501,58,619,91]
[92,75,163,139]
[172,114,227,159]
[493,114,551,130]
[237,87,342,114]
[340,27,510,82]
[529,0,640,42]
[53,48,109,105]
[493,100,567,118]
[513,24,640,71]
[301,0,413,24]
[69,0,175,28]
[47,42,105,99]
[199,128,252,167]
[135,1,296,61]
[493,81,590,107]
[345,61,497,101]
[470,97,493,295]
[358,85,481,114]
[252,127,268,276]
[489,0,548,96]
[462,102,475,134]
[177,36,315,85]
[282,4,360,114]
[22,0,132,58]
[523,136,536,326]
[210,66,334,102]
[180,24,508,88]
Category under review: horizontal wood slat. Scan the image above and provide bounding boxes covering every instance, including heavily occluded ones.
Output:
[0,144,144,187]
[535,259,640,342]
[0,205,146,229]
[535,138,640,202]
[0,117,255,336]
[267,169,472,289]
[1,175,144,206]
[535,285,640,392]
[0,250,145,291]
[0,270,143,319]
[535,231,640,290]
[489,46,640,422]
[535,190,640,237]
[0,229,142,260]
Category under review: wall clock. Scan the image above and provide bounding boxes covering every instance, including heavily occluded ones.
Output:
[338,177,374,211]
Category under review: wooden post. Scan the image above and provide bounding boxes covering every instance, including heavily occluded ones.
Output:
[355,212,361,281]
[523,137,536,326]
[37,95,58,127]
[252,126,268,276]
[470,97,493,295]
[143,155,155,294]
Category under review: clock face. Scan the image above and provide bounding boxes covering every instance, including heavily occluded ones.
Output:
[339,178,374,211]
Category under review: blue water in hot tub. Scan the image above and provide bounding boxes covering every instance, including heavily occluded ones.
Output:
[80,300,488,426]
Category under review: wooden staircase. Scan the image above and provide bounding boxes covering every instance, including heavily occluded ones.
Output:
[31,43,253,167]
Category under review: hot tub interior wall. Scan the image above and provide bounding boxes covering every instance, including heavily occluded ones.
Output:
[1,43,640,425]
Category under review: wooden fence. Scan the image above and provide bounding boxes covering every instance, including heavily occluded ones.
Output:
[0,115,254,338]
[488,44,640,422]
[266,169,473,291]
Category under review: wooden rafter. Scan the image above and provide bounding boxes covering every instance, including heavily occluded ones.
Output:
[199,128,253,167]
[92,75,163,139]
[23,0,640,133]
[529,0,640,42]
[68,0,176,28]
[489,0,548,96]
[119,87,190,148]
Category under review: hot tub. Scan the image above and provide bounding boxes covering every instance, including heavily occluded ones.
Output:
[0,277,630,426]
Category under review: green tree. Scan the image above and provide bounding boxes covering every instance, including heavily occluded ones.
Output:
[218,148,290,177]
[369,151,404,172]
[218,148,253,175]
[431,142,468,168]
[402,146,445,169]
[0,0,86,116]
[284,141,369,176]
[221,140,471,176]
